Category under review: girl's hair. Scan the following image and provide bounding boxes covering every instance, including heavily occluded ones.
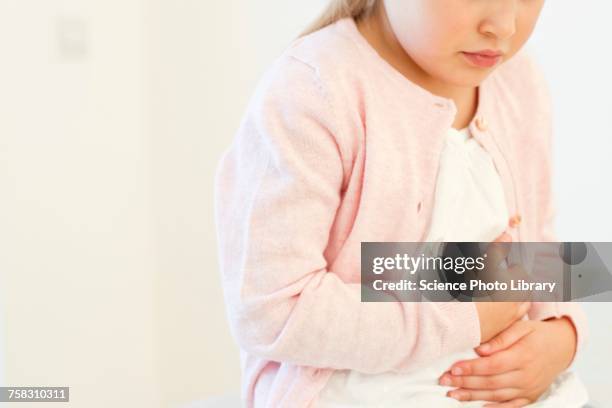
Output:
[301,0,378,36]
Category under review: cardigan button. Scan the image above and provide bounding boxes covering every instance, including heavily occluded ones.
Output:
[475,116,488,131]
[509,214,522,228]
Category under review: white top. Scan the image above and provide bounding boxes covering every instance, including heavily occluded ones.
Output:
[316,127,588,407]
[425,127,508,243]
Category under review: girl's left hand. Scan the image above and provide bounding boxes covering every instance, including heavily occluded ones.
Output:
[438,317,577,407]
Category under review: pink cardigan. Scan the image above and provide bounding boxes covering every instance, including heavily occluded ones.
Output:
[214,18,588,408]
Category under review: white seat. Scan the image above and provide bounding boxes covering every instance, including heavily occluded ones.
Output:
[182,394,242,408]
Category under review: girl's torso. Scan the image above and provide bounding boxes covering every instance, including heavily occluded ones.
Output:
[316,127,587,407]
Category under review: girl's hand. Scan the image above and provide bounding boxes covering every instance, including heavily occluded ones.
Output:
[438,317,578,407]
[474,215,531,343]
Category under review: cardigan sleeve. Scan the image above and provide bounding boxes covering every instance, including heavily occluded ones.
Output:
[525,55,589,364]
[214,55,481,374]
[529,186,589,365]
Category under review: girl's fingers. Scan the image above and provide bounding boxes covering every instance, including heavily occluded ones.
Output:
[449,349,520,376]
[484,398,531,407]
[439,369,522,390]
[494,232,512,243]
[447,387,521,402]
[489,215,519,264]
[493,214,522,242]
[486,240,511,270]
[476,320,534,356]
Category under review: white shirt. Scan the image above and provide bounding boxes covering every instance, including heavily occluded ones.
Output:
[316,127,588,407]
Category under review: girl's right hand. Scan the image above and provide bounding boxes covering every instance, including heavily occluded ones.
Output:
[474,216,531,343]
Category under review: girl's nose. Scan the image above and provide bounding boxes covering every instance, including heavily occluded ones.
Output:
[479,0,518,40]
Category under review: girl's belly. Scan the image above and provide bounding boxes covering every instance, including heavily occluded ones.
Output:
[316,348,588,408]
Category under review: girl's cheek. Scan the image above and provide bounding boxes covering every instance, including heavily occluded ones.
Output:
[383,0,429,45]
[384,0,469,60]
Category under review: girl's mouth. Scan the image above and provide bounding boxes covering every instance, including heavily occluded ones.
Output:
[461,51,502,68]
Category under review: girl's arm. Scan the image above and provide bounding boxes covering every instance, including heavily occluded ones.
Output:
[214,56,482,374]
[525,74,589,363]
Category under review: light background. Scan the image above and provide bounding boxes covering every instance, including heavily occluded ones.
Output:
[0,1,609,407]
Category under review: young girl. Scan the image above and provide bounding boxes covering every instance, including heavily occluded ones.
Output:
[214,0,589,406]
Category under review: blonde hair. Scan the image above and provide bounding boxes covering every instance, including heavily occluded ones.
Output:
[301,0,378,36]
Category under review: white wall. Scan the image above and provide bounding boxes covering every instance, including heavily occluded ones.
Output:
[0,0,159,407]
[529,2,612,405]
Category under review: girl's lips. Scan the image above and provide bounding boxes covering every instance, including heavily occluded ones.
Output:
[461,51,502,68]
